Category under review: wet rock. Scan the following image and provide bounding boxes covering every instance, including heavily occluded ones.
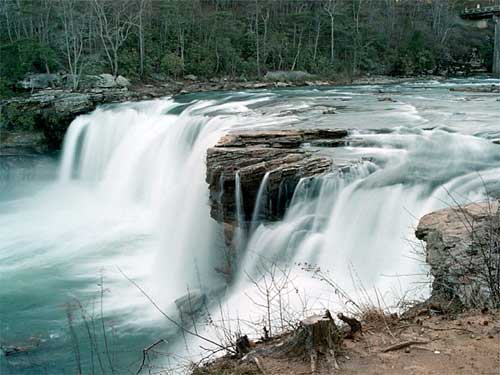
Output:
[175,290,207,320]
[0,131,49,155]
[322,108,337,115]
[416,200,500,309]
[308,139,346,148]
[206,129,348,224]
[449,85,500,93]
[378,97,397,102]
[1,87,164,152]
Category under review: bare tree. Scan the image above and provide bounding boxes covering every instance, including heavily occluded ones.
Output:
[93,0,136,77]
[59,0,86,89]
[323,0,337,64]
[130,0,147,77]
[255,0,261,77]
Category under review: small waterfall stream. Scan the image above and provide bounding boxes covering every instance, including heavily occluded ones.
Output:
[250,171,270,232]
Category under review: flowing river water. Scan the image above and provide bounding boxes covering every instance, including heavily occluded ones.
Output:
[1,78,499,373]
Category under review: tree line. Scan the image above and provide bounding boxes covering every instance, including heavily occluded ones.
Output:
[0,0,496,95]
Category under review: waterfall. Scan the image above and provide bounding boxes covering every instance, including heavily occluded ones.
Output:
[250,171,270,232]
[240,162,378,276]
[3,79,500,373]
[234,170,246,257]
[236,129,500,308]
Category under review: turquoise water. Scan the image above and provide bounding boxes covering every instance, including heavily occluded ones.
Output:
[1,78,499,374]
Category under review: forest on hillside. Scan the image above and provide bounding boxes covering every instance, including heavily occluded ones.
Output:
[0,0,497,96]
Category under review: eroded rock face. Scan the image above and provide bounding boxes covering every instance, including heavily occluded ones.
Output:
[416,200,500,309]
[0,87,164,153]
[206,129,348,224]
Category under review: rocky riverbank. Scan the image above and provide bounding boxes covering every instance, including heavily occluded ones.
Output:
[192,309,500,375]
[1,74,449,156]
[449,85,500,93]
[416,200,500,310]
[191,199,500,375]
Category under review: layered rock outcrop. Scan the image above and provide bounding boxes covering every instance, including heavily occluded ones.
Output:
[416,200,500,309]
[206,129,348,225]
[449,85,500,93]
[0,87,166,153]
[205,128,349,278]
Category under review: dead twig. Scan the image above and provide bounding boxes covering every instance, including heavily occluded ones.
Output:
[117,267,236,354]
[381,340,430,353]
[136,339,165,375]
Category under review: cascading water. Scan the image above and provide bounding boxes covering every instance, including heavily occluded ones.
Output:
[250,171,271,232]
[1,78,499,374]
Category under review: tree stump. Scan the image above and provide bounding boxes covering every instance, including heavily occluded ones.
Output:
[280,310,343,373]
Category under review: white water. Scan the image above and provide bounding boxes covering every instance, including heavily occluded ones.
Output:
[1,79,500,373]
[251,171,270,231]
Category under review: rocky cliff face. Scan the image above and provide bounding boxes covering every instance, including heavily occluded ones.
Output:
[206,129,348,225]
[205,128,349,278]
[416,200,500,309]
[0,87,166,154]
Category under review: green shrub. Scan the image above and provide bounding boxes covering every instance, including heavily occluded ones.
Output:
[160,52,184,78]
[0,39,59,94]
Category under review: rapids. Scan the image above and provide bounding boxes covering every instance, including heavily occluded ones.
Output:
[1,78,499,373]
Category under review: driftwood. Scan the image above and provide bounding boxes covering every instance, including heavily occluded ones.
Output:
[137,339,165,375]
[1,345,33,356]
[1,338,40,357]
[381,340,430,353]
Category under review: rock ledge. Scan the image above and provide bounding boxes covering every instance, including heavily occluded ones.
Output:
[416,200,499,309]
[206,128,348,224]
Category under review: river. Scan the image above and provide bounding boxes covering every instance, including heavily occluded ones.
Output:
[1,78,499,374]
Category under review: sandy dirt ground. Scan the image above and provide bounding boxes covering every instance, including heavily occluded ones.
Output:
[194,310,500,375]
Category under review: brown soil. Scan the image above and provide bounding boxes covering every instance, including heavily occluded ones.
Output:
[193,310,500,375]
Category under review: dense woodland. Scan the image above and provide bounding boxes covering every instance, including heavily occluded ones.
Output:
[0,0,498,96]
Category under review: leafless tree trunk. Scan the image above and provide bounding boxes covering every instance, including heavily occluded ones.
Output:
[291,28,303,71]
[138,0,146,77]
[60,0,85,90]
[0,0,14,42]
[352,0,364,76]
[93,0,135,77]
[324,0,337,64]
[313,16,321,64]
[261,8,269,70]
[255,0,261,77]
